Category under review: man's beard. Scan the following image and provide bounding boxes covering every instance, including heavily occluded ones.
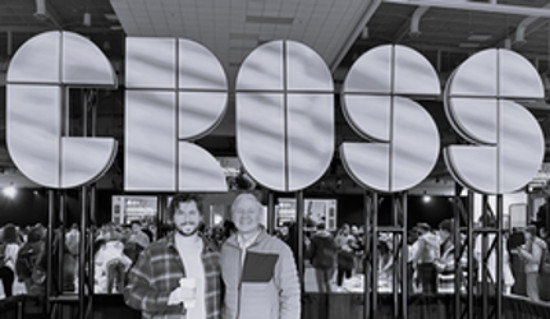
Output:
[175,223,200,237]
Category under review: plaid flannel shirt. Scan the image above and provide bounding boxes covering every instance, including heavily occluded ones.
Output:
[123,233,221,319]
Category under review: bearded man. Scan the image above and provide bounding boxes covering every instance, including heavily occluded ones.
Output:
[124,194,221,319]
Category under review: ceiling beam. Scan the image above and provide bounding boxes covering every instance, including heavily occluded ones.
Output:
[0,25,119,34]
[330,0,383,73]
[383,0,550,17]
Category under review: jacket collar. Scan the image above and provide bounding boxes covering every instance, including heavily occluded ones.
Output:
[226,226,268,248]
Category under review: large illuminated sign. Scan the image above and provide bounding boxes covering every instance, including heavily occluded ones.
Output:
[340,45,440,193]
[444,49,545,194]
[124,38,228,192]
[6,31,118,188]
[5,31,546,195]
[236,40,334,192]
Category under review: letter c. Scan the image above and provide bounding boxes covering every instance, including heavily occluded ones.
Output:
[6,31,118,188]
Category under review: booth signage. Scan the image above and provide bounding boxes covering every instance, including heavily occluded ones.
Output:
[5,31,545,195]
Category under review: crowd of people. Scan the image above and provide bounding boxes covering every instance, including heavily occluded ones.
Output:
[0,223,48,298]
[303,216,550,302]
[1,195,550,319]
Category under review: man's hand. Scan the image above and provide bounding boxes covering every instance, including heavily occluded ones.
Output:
[167,285,196,305]
[168,287,184,305]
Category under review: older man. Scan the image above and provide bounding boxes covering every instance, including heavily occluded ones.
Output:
[221,193,300,319]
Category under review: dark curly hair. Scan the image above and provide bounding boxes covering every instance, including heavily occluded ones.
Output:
[167,193,204,222]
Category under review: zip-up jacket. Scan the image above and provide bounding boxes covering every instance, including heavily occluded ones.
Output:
[221,229,300,319]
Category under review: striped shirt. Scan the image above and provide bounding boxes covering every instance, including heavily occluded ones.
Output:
[123,232,221,319]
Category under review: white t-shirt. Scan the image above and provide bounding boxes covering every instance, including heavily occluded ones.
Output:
[175,235,205,319]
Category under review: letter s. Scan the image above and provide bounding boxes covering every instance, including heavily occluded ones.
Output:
[444,49,545,194]
[340,45,441,193]
[6,31,118,188]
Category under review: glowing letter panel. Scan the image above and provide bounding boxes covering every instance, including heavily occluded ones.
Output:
[6,31,117,189]
[236,40,334,192]
[125,37,228,192]
[444,49,545,194]
[341,45,440,193]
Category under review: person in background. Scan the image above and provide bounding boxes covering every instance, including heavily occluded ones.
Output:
[377,233,394,290]
[0,224,20,298]
[221,193,300,319]
[409,223,439,293]
[336,239,355,289]
[407,227,421,293]
[502,229,515,295]
[539,227,550,301]
[124,193,222,319]
[63,224,80,292]
[308,223,336,293]
[124,221,150,266]
[335,224,356,250]
[16,224,46,296]
[128,220,151,250]
[511,225,546,301]
[434,219,465,293]
[474,215,514,296]
[94,236,132,294]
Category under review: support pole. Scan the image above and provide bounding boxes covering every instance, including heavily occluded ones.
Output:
[296,191,304,290]
[372,192,379,318]
[268,192,275,234]
[453,185,463,319]
[392,195,399,318]
[79,186,88,319]
[467,191,474,319]
[496,195,503,318]
[481,195,489,319]
[46,190,55,315]
[363,191,371,319]
[401,194,408,319]
[87,186,96,318]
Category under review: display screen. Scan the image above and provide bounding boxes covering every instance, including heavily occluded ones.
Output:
[111,195,158,225]
[277,198,337,230]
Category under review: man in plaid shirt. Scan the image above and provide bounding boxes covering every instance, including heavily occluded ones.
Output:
[123,194,222,319]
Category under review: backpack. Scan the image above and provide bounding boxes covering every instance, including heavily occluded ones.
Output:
[16,243,38,280]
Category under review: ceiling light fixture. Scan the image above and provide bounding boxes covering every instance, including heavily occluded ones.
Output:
[33,0,62,29]
[83,0,91,27]
[33,0,48,21]
[83,12,92,27]
[3,183,17,199]
[422,194,431,203]
[410,6,429,38]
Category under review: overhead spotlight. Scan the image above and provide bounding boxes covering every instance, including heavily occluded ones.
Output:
[3,183,17,199]
[422,194,431,203]
[409,6,429,38]
[33,0,48,21]
[83,12,92,27]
